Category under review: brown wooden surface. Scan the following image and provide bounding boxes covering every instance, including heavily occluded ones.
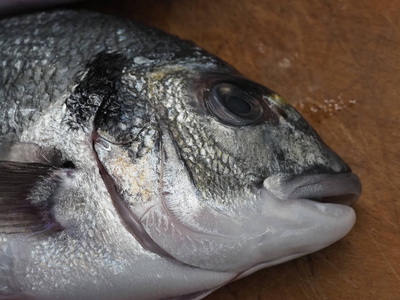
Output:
[71,1,400,299]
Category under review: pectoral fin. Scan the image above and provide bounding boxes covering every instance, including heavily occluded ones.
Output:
[0,161,74,234]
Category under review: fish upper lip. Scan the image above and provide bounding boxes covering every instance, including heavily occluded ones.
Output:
[264,172,362,206]
[288,172,362,205]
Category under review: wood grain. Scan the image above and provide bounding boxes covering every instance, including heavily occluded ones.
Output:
[70,0,400,298]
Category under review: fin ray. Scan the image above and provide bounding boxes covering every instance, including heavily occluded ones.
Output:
[0,161,70,234]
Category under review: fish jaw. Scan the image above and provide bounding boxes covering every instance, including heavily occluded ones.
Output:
[142,168,361,277]
[241,172,360,270]
[252,183,357,266]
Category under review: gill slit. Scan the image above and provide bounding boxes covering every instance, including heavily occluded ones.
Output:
[91,130,172,259]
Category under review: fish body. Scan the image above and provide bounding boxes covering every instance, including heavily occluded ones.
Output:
[0,10,361,300]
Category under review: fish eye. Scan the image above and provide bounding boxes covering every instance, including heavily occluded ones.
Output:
[206,82,265,126]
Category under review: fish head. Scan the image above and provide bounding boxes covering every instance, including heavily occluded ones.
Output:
[93,47,361,275]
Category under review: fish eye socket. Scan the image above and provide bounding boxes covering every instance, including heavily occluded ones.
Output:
[207,82,264,126]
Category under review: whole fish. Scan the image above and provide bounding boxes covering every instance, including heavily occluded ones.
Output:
[0,10,361,300]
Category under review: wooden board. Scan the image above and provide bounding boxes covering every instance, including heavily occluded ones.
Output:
[55,0,400,298]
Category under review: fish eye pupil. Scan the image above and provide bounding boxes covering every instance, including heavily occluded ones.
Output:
[225,95,252,116]
[207,82,265,126]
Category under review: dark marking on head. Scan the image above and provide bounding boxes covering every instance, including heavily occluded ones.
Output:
[65,52,127,129]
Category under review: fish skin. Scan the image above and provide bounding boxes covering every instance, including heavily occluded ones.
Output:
[0,10,361,300]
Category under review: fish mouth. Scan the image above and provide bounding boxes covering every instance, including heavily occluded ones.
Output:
[230,172,362,275]
[264,172,361,206]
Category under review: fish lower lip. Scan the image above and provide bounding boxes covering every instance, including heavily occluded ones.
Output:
[288,172,362,205]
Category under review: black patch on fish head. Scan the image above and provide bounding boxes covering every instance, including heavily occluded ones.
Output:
[65,52,128,130]
[65,50,159,148]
